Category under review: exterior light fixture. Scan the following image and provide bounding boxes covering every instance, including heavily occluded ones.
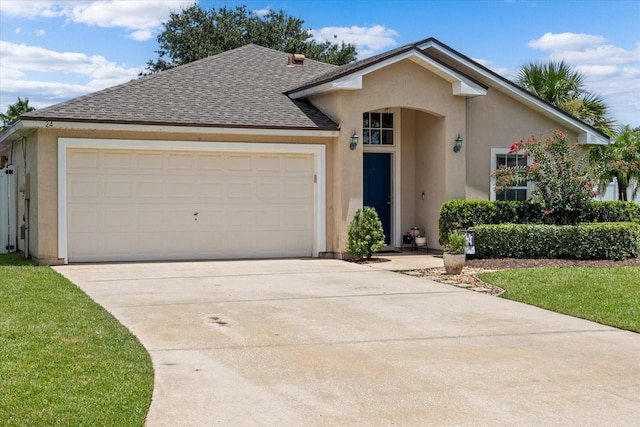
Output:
[350,130,359,150]
[453,133,463,152]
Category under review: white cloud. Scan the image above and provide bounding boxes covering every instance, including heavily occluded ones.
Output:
[35,29,46,36]
[528,32,606,52]
[527,32,640,126]
[311,25,399,58]
[15,27,21,34]
[0,0,72,18]
[253,6,272,17]
[0,0,192,41]
[0,41,143,104]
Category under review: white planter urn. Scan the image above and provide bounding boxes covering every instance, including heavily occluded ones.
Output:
[414,236,427,247]
[443,253,465,275]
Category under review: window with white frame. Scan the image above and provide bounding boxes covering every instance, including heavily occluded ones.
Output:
[363,112,394,145]
[490,148,530,201]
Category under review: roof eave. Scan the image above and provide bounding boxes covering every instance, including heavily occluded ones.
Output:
[0,119,34,146]
[13,118,340,138]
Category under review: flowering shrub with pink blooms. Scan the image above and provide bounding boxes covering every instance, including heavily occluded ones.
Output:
[493,130,597,225]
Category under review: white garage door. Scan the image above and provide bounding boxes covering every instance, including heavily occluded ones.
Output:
[66,148,314,262]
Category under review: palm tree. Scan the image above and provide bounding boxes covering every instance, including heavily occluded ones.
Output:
[589,125,640,201]
[515,61,614,135]
[1,97,35,128]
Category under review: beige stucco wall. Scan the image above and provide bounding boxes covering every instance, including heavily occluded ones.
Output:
[311,59,467,253]
[465,89,578,200]
[26,127,333,264]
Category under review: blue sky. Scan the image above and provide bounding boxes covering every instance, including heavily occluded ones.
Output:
[1,0,639,126]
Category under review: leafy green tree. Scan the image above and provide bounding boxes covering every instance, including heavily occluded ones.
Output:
[493,130,597,224]
[145,4,356,73]
[515,61,614,135]
[1,97,35,128]
[590,125,640,201]
[346,207,385,259]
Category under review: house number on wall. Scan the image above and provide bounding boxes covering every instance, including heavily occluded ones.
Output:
[45,121,54,128]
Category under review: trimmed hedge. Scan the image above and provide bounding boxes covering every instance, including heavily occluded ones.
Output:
[472,222,640,260]
[439,200,640,244]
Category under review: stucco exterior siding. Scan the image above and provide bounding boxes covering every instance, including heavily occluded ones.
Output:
[465,89,578,200]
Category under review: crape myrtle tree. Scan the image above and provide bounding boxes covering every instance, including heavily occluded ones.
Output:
[590,125,640,201]
[493,130,598,225]
[145,4,357,73]
[515,60,615,135]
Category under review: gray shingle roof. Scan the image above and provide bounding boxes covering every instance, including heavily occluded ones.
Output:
[23,44,339,129]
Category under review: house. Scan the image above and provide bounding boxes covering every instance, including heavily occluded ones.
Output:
[0,38,608,264]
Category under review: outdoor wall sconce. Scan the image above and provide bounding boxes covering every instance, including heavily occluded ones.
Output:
[350,130,359,150]
[453,133,464,152]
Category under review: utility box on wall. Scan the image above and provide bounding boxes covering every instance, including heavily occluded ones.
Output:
[1,166,17,253]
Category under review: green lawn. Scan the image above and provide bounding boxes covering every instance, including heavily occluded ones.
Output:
[480,267,640,333]
[0,252,153,426]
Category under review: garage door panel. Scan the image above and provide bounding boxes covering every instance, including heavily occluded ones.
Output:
[228,155,253,171]
[137,181,164,198]
[136,209,164,227]
[286,156,312,173]
[69,151,99,170]
[67,148,314,262]
[69,180,100,199]
[69,208,99,231]
[136,153,164,169]
[103,152,131,169]
[103,209,131,227]
[103,181,132,199]
[256,155,281,172]
[196,154,225,171]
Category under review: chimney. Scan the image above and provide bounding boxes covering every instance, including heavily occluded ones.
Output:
[287,53,305,66]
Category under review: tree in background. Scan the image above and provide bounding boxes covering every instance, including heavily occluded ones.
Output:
[515,60,614,135]
[1,97,35,128]
[589,125,640,201]
[493,130,597,225]
[145,4,357,73]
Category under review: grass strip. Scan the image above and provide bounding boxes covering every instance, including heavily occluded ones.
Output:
[0,253,153,426]
[479,267,640,333]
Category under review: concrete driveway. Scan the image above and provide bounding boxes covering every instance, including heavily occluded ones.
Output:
[54,258,640,426]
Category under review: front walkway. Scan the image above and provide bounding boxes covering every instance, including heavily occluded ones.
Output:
[54,258,640,426]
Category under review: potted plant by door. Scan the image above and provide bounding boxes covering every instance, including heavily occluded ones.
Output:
[414,227,427,247]
[443,231,467,274]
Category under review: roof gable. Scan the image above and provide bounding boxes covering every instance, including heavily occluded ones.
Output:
[417,39,609,144]
[286,47,487,99]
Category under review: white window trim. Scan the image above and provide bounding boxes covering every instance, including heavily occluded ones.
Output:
[57,138,326,264]
[490,148,532,201]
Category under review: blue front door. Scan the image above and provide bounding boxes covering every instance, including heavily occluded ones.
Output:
[363,153,391,245]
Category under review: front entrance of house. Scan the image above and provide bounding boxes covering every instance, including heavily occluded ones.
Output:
[363,153,391,245]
